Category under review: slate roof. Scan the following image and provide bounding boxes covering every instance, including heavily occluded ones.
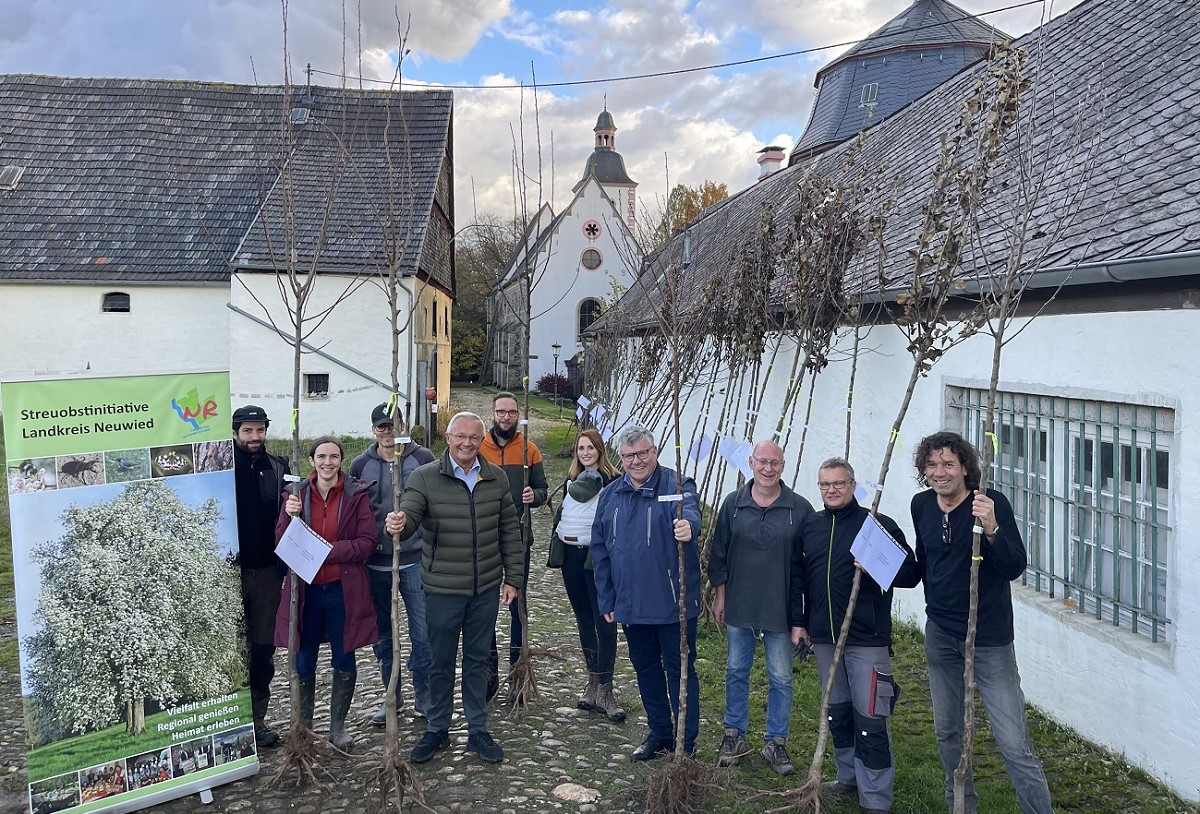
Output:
[0,76,453,289]
[580,149,636,186]
[791,0,1007,160]
[606,0,1200,331]
[828,0,1007,74]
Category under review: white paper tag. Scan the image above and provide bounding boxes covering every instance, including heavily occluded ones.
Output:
[657,493,683,503]
[519,419,529,425]
[283,474,302,483]
[397,436,412,444]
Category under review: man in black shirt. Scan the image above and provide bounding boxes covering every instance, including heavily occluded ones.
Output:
[911,431,1052,814]
[232,405,290,748]
[794,457,917,813]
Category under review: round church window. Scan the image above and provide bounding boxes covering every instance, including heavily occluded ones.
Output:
[581,249,602,270]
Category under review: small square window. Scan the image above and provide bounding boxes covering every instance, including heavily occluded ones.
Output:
[102,292,131,313]
[860,83,879,106]
[304,373,330,400]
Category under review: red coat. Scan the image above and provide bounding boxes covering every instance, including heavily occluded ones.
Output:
[273,473,379,652]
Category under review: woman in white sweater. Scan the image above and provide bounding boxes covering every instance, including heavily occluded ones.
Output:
[550,428,624,722]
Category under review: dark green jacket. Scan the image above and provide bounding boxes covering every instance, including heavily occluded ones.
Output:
[398,450,524,596]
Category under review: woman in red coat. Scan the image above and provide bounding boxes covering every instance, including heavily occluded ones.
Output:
[275,436,377,751]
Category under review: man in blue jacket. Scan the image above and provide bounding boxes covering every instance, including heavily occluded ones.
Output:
[592,424,702,761]
[349,403,435,726]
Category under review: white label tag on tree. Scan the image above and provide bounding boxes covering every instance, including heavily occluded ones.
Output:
[657,493,683,503]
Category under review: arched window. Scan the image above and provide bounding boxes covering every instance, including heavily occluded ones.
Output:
[102,292,131,313]
[578,298,602,336]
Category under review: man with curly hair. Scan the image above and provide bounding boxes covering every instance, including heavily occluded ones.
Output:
[911,431,1053,814]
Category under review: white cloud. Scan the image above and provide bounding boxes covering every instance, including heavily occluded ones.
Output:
[0,0,1090,246]
[0,0,510,82]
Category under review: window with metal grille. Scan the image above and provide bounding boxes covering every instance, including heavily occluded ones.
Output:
[304,373,330,400]
[578,298,602,336]
[102,292,131,313]
[948,386,1172,643]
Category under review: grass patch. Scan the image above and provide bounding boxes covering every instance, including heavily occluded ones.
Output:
[25,688,251,782]
[691,621,1198,813]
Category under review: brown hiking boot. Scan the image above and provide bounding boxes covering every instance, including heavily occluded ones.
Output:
[578,673,599,711]
[596,681,626,722]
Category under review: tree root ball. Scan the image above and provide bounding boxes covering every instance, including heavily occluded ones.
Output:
[644,754,725,814]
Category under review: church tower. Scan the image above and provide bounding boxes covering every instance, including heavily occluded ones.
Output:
[573,108,638,226]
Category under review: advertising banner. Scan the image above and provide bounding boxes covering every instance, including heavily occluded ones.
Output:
[3,371,258,814]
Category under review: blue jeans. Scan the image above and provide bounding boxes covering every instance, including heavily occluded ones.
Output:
[368,565,432,713]
[296,581,356,676]
[624,618,699,750]
[723,626,793,742]
[925,620,1054,814]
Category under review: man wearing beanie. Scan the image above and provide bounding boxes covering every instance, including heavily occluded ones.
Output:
[232,405,290,747]
[350,403,435,725]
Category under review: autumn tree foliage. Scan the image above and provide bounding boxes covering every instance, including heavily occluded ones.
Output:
[25,480,242,744]
[649,180,729,247]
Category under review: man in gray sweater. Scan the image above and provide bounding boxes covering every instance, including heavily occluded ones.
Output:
[349,403,435,725]
[709,440,813,775]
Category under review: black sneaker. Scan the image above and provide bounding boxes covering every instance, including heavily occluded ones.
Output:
[253,721,280,748]
[823,780,858,798]
[630,735,673,762]
[410,730,450,764]
[466,731,504,763]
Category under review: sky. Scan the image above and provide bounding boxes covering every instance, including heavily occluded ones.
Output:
[0,0,1081,220]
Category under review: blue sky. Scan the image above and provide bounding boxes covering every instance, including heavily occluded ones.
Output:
[0,0,1079,217]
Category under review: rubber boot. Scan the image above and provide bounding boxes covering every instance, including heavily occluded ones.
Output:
[578,673,600,712]
[372,660,401,727]
[328,670,357,751]
[298,675,316,728]
[596,682,626,722]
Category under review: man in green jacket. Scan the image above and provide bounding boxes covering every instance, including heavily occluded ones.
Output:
[385,412,524,764]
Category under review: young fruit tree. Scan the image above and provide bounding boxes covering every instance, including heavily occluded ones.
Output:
[797,41,1031,813]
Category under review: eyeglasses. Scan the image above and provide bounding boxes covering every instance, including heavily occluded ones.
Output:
[752,457,784,469]
[493,409,520,417]
[448,433,483,444]
[620,448,655,463]
[374,424,394,432]
[942,512,952,546]
[817,480,852,491]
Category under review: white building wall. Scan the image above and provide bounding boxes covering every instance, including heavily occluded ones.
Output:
[527,181,639,386]
[230,271,413,438]
[0,282,230,412]
[610,308,1199,802]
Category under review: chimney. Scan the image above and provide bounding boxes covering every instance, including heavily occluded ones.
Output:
[757,145,785,181]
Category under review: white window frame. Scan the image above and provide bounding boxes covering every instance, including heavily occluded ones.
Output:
[304,373,330,400]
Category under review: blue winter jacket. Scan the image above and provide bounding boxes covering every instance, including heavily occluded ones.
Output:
[590,465,703,625]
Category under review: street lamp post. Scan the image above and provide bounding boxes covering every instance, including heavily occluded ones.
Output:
[551,342,562,418]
